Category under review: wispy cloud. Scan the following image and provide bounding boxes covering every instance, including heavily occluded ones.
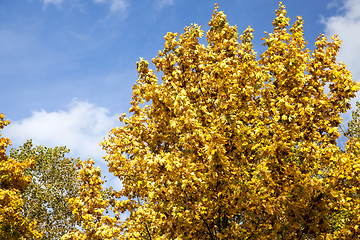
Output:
[3,100,119,162]
[322,0,360,112]
[42,0,64,4]
[157,0,175,9]
[68,30,90,41]
[93,0,130,14]
[39,0,130,15]
[41,0,65,9]
[327,0,341,9]
[110,0,129,12]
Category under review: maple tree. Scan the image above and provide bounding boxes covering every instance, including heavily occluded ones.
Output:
[62,158,120,240]
[64,2,360,239]
[0,114,42,239]
[10,140,80,240]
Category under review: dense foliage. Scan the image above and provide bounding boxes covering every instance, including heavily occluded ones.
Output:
[346,101,360,141]
[63,3,360,239]
[10,140,80,240]
[2,2,360,239]
[0,114,42,239]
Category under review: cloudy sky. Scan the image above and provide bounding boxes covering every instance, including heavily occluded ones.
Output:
[1,0,360,183]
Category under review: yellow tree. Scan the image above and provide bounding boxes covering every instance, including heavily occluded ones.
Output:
[62,158,121,240]
[66,3,360,239]
[0,114,42,239]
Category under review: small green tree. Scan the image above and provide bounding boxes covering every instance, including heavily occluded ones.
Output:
[346,101,360,141]
[10,140,80,240]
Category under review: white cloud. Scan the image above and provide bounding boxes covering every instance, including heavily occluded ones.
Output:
[39,0,130,14]
[327,0,341,9]
[157,0,175,9]
[3,100,119,162]
[110,0,129,12]
[322,0,360,116]
[93,0,129,13]
[68,30,90,41]
[41,0,64,9]
[42,0,64,4]
[322,0,360,81]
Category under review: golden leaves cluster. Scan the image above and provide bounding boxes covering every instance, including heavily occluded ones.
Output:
[62,158,123,240]
[0,113,42,239]
[68,2,360,239]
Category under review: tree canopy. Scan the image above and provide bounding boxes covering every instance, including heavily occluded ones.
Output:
[62,2,360,239]
[0,114,42,239]
[3,2,360,240]
[346,101,360,142]
[10,140,80,240]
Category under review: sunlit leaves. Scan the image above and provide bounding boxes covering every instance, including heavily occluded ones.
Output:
[0,114,42,239]
[68,2,360,239]
[61,159,121,240]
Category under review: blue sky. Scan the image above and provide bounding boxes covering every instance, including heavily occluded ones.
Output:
[1,0,360,184]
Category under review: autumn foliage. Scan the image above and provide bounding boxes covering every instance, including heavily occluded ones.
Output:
[4,2,360,240]
[62,2,360,239]
[63,158,121,240]
[0,114,42,239]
